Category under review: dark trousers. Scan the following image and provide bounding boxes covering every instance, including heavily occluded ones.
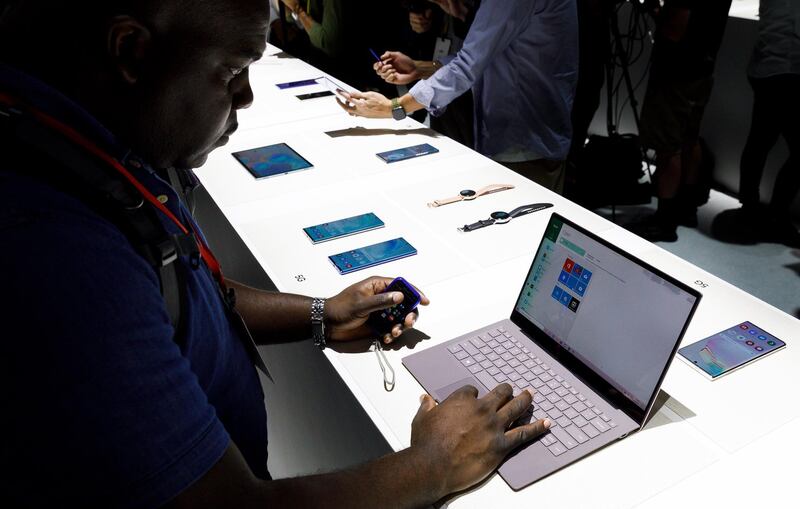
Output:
[739,74,800,213]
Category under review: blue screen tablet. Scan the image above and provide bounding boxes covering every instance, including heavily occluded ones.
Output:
[232,143,313,179]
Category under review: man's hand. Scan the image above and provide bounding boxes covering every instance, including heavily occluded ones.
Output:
[410,384,551,495]
[428,0,470,21]
[409,8,435,34]
[325,276,430,343]
[337,90,394,118]
[374,51,420,85]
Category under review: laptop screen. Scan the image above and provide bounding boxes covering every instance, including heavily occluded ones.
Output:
[514,215,698,411]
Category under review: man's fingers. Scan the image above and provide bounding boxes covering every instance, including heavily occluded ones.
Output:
[412,393,437,427]
[482,383,514,410]
[403,310,418,329]
[504,418,552,451]
[357,291,403,316]
[496,390,533,425]
[449,384,479,400]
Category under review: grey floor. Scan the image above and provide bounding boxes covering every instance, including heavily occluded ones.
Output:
[597,190,800,320]
[193,184,800,480]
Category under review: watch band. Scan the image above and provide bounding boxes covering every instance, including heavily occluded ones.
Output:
[457,202,553,232]
[311,297,326,349]
[509,202,553,218]
[428,184,515,208]
[391,97,406,121]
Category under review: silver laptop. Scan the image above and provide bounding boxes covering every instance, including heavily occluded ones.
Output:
[403,213,701,490]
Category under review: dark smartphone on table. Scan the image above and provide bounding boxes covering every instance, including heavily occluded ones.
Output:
[296,90,335,100]
[367,277,422,333]
[329,238,417,275]
[303,213,385,244]
[276,78,320,89]
[376,143,439,163]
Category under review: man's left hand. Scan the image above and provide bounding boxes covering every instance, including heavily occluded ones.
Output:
[337,91,393,119]
[325,276,430,344]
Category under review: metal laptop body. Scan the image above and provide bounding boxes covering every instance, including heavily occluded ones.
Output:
[403,213,701,490]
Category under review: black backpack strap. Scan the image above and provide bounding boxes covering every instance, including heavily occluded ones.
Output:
[0,105,189,333]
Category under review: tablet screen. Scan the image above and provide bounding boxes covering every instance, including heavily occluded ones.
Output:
[232,143,313,179]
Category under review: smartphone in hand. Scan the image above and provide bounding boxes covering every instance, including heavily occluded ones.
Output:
[367,277,422,334]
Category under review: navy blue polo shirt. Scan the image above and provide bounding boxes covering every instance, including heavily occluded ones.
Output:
[0,64,268,507]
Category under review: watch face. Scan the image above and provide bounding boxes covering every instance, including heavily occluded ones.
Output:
[491,211,511,222]
[460,189,477,198]
[392,106,406,121]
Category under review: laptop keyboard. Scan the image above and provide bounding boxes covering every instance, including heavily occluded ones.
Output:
[447,327,617,457]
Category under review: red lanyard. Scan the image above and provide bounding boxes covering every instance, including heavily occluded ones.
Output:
[0,91,226,288]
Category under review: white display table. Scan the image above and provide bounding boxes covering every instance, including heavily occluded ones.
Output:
[195,45,798,508]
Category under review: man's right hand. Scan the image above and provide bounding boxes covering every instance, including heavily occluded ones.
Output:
[410,384,551,495]
[374,51,420,85]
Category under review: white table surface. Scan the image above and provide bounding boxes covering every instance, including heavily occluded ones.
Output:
[195,45,798,508]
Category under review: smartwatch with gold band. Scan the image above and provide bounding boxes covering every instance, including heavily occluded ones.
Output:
[427,184,515,208]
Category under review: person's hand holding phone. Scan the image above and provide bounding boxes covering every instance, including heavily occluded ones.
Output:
[325,276,430,344]
[374,51,420,85]
[337,90,393,118]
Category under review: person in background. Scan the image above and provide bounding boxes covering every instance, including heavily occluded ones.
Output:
[396,0,476,147]
[340,0,578,195]
[278,0,404,92]
[731,0,800,247]
[628,0,733,242]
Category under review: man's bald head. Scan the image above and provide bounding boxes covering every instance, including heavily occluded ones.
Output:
[1,0,270,170]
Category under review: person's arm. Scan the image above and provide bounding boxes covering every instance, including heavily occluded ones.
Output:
[336,89,426,118]
[166,385,552,508]
[299,0,345,56]
[408,0,535,115]
[227,276,429,345]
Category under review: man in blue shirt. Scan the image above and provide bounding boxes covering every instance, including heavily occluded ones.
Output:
[340,0,579,194]
[0,0,550,507]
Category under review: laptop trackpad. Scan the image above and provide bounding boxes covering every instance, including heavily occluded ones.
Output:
[433,377,488,403]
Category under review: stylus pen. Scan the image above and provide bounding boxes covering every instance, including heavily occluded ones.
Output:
[369,48,382,62]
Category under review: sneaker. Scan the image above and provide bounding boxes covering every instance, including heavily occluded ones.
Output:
[626,214,678,242]
[711,208,760,245]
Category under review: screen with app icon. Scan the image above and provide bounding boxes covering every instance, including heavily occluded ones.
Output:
[678,321,786,379]
[303,213,385,244]
[329,237,417,274]
[515,215,698,409]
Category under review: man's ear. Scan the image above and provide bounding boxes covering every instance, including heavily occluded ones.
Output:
[106,16,152,85]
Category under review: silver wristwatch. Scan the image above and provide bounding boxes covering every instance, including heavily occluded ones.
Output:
[311,297,326,349]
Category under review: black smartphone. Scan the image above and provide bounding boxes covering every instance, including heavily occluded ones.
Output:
[296,90,335,100]
[367,277,422,334]
[276,78,320,89]
[376,143,439,163]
